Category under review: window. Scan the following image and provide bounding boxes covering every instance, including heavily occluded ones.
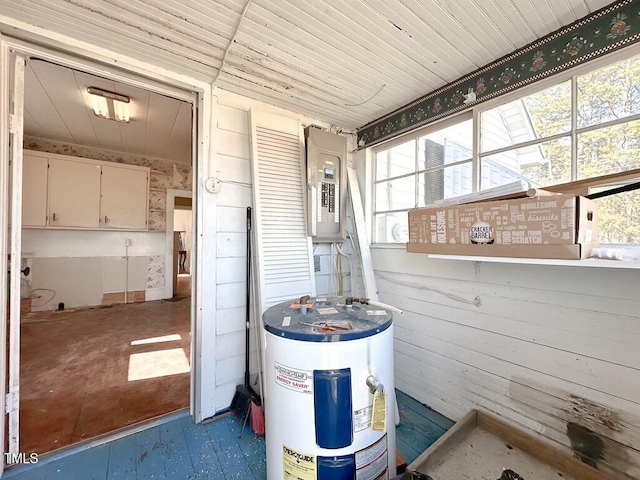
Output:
[373,115,472,243]
[372,51,640,244]
[480,81,572,189]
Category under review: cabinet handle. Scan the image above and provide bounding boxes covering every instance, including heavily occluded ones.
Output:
[104,215,109,224]
[52,212,57,222]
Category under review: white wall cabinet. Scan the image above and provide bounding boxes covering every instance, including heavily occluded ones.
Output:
[100,165,148,230]
[22,150,149,231]
[48,158,102,228]
[22,154,49,227]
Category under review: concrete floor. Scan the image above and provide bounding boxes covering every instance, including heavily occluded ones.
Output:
[20,297,191,454]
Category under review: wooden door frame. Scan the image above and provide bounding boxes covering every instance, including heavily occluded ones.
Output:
[0,39,26,473]
[0,33,212,444]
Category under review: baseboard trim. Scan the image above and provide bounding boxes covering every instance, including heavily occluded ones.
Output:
[102,290,145,305]
[145,287,166,301]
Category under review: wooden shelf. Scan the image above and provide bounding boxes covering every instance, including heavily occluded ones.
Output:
[426,254,640,269]
[370,244,640,269]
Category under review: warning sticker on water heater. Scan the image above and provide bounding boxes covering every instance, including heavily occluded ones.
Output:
[355,434,388,480]
[283,444,316,480]
[274,362,313,394]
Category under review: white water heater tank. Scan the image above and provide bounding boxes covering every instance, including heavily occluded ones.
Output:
[262,296,396,480]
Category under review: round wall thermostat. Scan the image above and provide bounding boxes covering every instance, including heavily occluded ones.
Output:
[205,177,221,193]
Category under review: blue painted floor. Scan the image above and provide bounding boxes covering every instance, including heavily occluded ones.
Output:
[395,390,454,464]
[5,390,452,479]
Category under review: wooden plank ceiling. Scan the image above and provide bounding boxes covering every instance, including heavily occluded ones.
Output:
[0,0,616,131]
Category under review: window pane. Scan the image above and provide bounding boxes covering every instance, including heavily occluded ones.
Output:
[375,176,415,212]
[578,119,640,179]
[481,81,571,152]
[375,140,415,181]
[418,162,473,207]
[374,212,408,243]
[578,54,640,128]
[480,137,571,190]
[418,119,472,170]
[593,188,640,243]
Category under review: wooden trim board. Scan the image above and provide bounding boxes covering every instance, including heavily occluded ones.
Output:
[408,409,478,473]
[407,409,613,480]
[347,167,378,301]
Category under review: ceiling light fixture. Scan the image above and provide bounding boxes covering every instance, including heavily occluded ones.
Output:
[87,87,131,122]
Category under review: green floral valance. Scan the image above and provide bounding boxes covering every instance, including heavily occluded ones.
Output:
[357,0,640,148]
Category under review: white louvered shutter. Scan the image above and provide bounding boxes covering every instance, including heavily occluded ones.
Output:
[249,110,316,314]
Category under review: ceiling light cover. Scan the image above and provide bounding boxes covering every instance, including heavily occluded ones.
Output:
[90,95,109,119]
[87,87,131,122]
[113,100,130,123]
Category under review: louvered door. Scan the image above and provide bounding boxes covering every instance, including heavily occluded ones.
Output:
[249,110,315,314]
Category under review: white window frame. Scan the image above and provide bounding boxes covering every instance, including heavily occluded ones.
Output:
[372,112,474,240]
[371,43,640,244]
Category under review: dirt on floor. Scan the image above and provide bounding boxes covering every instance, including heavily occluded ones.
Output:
[20,297,191,454]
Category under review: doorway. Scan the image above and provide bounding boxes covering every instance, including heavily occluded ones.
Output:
[173,197,193,299]
[165,190,193,301]
[4,48,200,456]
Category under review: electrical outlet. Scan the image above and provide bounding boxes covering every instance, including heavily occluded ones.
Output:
[20,258,32,279]
[314,255,321,272]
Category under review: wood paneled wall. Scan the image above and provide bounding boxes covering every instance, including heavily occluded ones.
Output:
[212,94,364,412]
[372,247,640,478]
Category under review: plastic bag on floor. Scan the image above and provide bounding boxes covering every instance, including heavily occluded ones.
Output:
[499,470,525,480]
[391,471,433,480]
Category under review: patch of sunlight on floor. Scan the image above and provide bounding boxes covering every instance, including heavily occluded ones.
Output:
[131,334,182,346]
[128,348,190,381]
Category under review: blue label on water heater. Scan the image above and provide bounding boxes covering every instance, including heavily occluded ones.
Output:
[317,454,355,479]
[314,368,353,449]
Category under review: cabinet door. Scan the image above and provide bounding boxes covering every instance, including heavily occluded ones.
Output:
[101,165,148,230]
[48,158,101,228]
[22,154,48,227]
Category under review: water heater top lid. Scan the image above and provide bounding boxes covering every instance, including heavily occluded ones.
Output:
[262,296,392,342]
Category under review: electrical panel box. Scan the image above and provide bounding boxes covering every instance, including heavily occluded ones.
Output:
[304,127,347,242]
[305,127,347,242]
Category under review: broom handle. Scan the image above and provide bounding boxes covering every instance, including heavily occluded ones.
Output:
[245,207,252,388]
[250,215,265,406]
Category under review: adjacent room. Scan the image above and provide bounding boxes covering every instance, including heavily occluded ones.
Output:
[17,58,194,454]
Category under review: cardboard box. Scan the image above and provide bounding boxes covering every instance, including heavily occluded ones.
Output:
[407,194,598,260]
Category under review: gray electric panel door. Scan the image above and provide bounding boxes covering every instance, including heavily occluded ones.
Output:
[305,127,347,242]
